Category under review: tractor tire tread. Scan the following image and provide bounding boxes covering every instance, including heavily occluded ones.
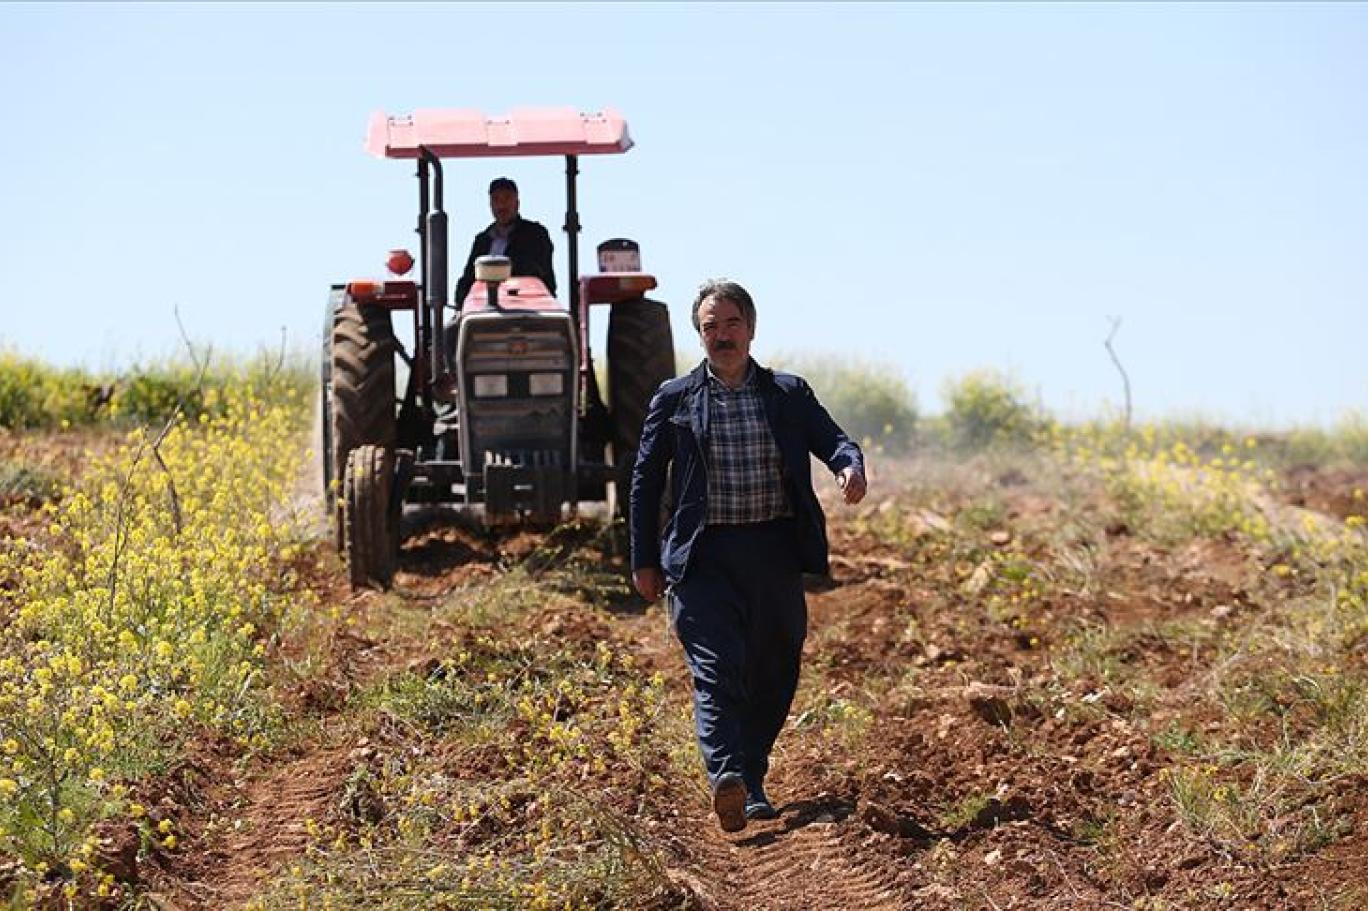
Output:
[607,298,674,519]
[607,298,675,458]
[328,302,397,547]
[343,444,397,588]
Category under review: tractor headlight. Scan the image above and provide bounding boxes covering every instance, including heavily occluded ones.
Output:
[528,373,564,396]
[473,374,508,398]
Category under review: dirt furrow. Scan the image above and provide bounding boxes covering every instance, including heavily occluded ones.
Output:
[669,813,904,911]
[164,743,353,908]
[730,825,903,910]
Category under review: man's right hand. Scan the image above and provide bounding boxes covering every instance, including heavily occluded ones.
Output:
[633,568,666,602]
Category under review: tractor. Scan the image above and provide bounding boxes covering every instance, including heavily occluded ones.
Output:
[321,108,675,588]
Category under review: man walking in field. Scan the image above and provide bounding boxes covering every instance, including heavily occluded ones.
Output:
[630,279,867,833]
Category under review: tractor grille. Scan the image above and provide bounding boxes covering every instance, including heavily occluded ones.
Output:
[456,312,578,507]
[467,401,569,439]
[465,328,574,372]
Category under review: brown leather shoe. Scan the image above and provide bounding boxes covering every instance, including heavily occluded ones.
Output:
[712,772,748,833]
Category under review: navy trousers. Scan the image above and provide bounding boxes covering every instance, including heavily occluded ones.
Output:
[669,519,808,793]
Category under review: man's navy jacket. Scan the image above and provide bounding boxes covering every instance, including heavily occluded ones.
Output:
[630,359,864,584]
[453,217,556,304]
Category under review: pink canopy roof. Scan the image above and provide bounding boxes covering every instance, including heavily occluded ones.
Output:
[366,107,633,160]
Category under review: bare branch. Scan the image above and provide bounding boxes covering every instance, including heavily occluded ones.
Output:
[265,325,288,382]
[150,445,183,535]
[1104,316,1133,433]
[106,307,215,609]
[174,305,210,377]
[105,433,150,615]
[146,306,217,535]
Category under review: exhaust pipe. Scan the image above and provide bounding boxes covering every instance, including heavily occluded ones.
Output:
[420,148,453,399]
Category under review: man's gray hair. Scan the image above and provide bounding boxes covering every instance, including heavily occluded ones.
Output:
[691,279,756,332]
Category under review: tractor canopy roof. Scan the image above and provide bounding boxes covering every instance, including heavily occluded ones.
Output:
[366,107,633,160]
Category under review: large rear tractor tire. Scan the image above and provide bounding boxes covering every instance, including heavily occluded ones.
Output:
[327,300,397,548]
[343,444,398,589]
[607,298,675,518]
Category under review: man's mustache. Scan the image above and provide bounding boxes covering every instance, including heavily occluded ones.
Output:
[710,340,738,351]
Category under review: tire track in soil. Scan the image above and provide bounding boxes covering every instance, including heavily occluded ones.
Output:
[155,529,517,909]
[675,817,905,911]
[154,574,405,908]
[173,744,354,909]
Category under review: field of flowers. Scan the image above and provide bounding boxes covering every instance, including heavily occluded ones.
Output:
[0,359,312,906]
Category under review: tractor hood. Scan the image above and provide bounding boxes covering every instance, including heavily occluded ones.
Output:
[459,277,560,313]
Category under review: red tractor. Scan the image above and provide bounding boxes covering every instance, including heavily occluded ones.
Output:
[322,108,675,588]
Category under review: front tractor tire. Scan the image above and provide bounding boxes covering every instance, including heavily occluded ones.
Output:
[607,298,675,517]
[343,444,398,589]
[326,299,397,547]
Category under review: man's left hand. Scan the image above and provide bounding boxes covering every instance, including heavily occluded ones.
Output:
[837,466,867,505]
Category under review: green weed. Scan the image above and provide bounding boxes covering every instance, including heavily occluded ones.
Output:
[0,349,312,430]
[940,369,1041,450]
[771,352,918,452]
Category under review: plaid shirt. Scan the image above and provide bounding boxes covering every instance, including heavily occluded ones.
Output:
[701,362,792,525]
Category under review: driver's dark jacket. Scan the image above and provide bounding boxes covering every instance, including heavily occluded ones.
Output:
[630,360,864,584]
[453,216,556,304]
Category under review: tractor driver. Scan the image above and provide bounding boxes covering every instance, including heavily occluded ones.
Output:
[453,177,557,305]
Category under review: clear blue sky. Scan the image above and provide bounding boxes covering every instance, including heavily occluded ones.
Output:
[2,2,1364,425]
